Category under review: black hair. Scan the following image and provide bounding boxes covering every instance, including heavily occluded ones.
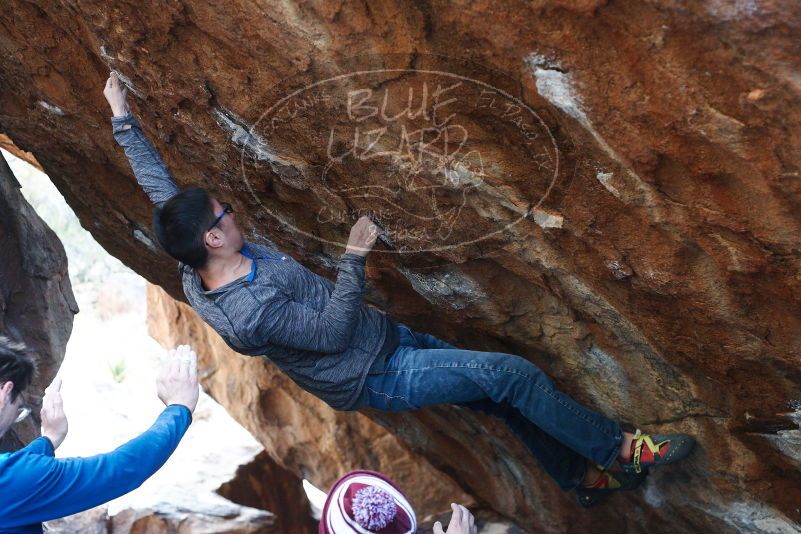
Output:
[0,336,37,401]
[152,188,217,268]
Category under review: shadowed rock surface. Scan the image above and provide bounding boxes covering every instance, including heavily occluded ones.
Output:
[0,152,77,451]
[216,451,318,534]
[1,1,801,531]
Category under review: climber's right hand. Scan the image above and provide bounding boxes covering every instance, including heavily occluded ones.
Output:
[433,503,477,534]
[345,216,380,258]
[103,71,131,118]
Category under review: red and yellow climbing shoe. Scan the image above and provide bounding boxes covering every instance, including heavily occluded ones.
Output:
[620,429,696,474]
[575,467,647,508]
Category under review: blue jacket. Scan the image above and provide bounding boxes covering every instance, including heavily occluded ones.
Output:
[0,405,191,533]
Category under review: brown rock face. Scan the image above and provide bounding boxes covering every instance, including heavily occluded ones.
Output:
[0,153,77,451]
[2,1,801,531]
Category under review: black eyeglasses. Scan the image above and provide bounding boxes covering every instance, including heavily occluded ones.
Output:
[207,202,233,232]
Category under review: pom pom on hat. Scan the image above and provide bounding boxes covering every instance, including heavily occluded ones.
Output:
[352,486,398,530]
[320,470,417,534]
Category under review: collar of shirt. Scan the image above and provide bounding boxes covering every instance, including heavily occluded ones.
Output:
[194,244,288,295]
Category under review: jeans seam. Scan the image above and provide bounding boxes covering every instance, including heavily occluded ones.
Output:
[382,362,617,439]
[367,386,414,410]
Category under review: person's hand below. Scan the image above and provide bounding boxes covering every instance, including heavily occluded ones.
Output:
[103,71,131,118]
[345,216,380,257]
[156,345,200,414]
[40,377,68,450]
[433,503,477,534]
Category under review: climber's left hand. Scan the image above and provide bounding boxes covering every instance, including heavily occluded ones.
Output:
[103,71,131,118]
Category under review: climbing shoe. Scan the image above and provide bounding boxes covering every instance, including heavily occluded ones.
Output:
[620,429,696,474]
[576,467,648,508]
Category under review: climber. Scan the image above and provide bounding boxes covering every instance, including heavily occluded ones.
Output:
[319,469,475,534]
[0,338,199,532]
[104,71,696,507]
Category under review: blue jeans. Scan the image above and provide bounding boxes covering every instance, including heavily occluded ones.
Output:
[364,325,623,491]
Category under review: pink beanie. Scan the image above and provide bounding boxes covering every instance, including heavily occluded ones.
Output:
[320,470,417,533]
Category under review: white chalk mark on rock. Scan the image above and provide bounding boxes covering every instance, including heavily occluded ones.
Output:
[528,57,619,161]
[399,267,487,310]
[596,171,621,199]
[530,207,563,229]
[99,45,115,62]
[527,54,665,219]
[604,259,633,280]
[212,106,304,180]
[115,71,144,99]
[97,46,143,98]
[133,229,157,251]
[37,101,65,116]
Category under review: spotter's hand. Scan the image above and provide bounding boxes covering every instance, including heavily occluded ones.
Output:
[156,345,200,413]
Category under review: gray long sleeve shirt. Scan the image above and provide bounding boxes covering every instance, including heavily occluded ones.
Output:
[112,113,397,410]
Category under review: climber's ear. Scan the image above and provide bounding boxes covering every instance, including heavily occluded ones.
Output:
[204,228,225,251]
